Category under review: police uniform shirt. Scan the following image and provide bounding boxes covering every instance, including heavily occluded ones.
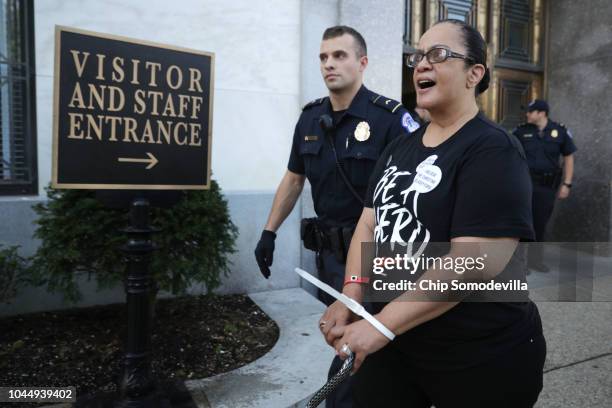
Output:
[512,120,577,173]
[287,85,418,226]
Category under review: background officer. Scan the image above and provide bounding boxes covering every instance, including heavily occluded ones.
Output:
[254,25,417,407]
[513,99,577,272]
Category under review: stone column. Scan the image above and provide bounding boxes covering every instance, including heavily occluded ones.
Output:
[339,0,405,100]
[300,0,340,105]
[546,0,612,244]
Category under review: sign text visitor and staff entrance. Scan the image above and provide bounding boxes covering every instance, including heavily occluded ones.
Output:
[52,26,214,189]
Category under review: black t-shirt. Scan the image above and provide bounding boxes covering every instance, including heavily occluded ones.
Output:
[365,112,540,370]
[332,109,347,125]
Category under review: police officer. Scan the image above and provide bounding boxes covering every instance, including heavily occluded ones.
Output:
[513,99,577,272]
[254,25,418,408]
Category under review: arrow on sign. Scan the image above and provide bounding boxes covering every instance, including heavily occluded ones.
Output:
[118,152,159,170]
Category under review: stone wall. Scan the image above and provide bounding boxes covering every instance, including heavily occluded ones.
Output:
[546,0,612,244]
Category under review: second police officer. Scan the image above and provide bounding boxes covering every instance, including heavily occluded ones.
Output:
[513,99,577,272]
[254,25,420,408]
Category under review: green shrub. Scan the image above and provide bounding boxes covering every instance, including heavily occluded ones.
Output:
[27,181,238,302]
[0,245,27,303]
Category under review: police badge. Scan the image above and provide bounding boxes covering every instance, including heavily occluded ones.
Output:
[354,121,370,142]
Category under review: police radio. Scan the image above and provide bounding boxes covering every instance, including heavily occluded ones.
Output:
[319,114,334,133]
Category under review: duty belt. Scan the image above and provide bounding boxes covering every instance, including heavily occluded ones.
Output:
[300,217,355,263]
[530,170,560,188]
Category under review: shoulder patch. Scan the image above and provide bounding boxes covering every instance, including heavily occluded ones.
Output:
[370,94,403,114]
[302,97,326,111]
[556,122,573,135]
[401,112,421,133]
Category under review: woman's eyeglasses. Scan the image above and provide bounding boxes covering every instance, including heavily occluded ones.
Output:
[406,46,474,68]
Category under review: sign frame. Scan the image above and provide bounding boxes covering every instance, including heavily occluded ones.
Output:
[51,25,215,190]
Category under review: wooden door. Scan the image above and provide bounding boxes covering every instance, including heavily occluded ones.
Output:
[402,0,547,130]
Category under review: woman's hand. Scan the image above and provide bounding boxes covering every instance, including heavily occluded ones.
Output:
[319,300,355,346]
[330,318,391,374]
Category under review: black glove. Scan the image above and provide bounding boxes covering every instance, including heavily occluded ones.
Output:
[255,230,276,279]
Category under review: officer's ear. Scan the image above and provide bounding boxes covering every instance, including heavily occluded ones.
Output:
[359,55,368,72]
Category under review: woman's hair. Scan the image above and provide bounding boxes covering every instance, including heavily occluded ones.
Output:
[434,19,490,95]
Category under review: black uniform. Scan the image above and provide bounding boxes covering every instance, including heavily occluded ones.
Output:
[288,85,418,408]
[288,85,419,228]
[512,120,577,265]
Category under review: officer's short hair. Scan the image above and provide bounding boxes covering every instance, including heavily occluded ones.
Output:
[322,25,367,58]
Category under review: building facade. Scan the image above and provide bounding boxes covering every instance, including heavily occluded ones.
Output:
[1,0,610,315]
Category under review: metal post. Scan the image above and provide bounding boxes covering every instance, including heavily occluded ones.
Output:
[116,198,166,408]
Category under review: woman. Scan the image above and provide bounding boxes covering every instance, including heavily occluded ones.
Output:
[319,19,546,407]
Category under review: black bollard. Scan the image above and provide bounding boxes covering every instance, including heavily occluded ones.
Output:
[116,198,167,408]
